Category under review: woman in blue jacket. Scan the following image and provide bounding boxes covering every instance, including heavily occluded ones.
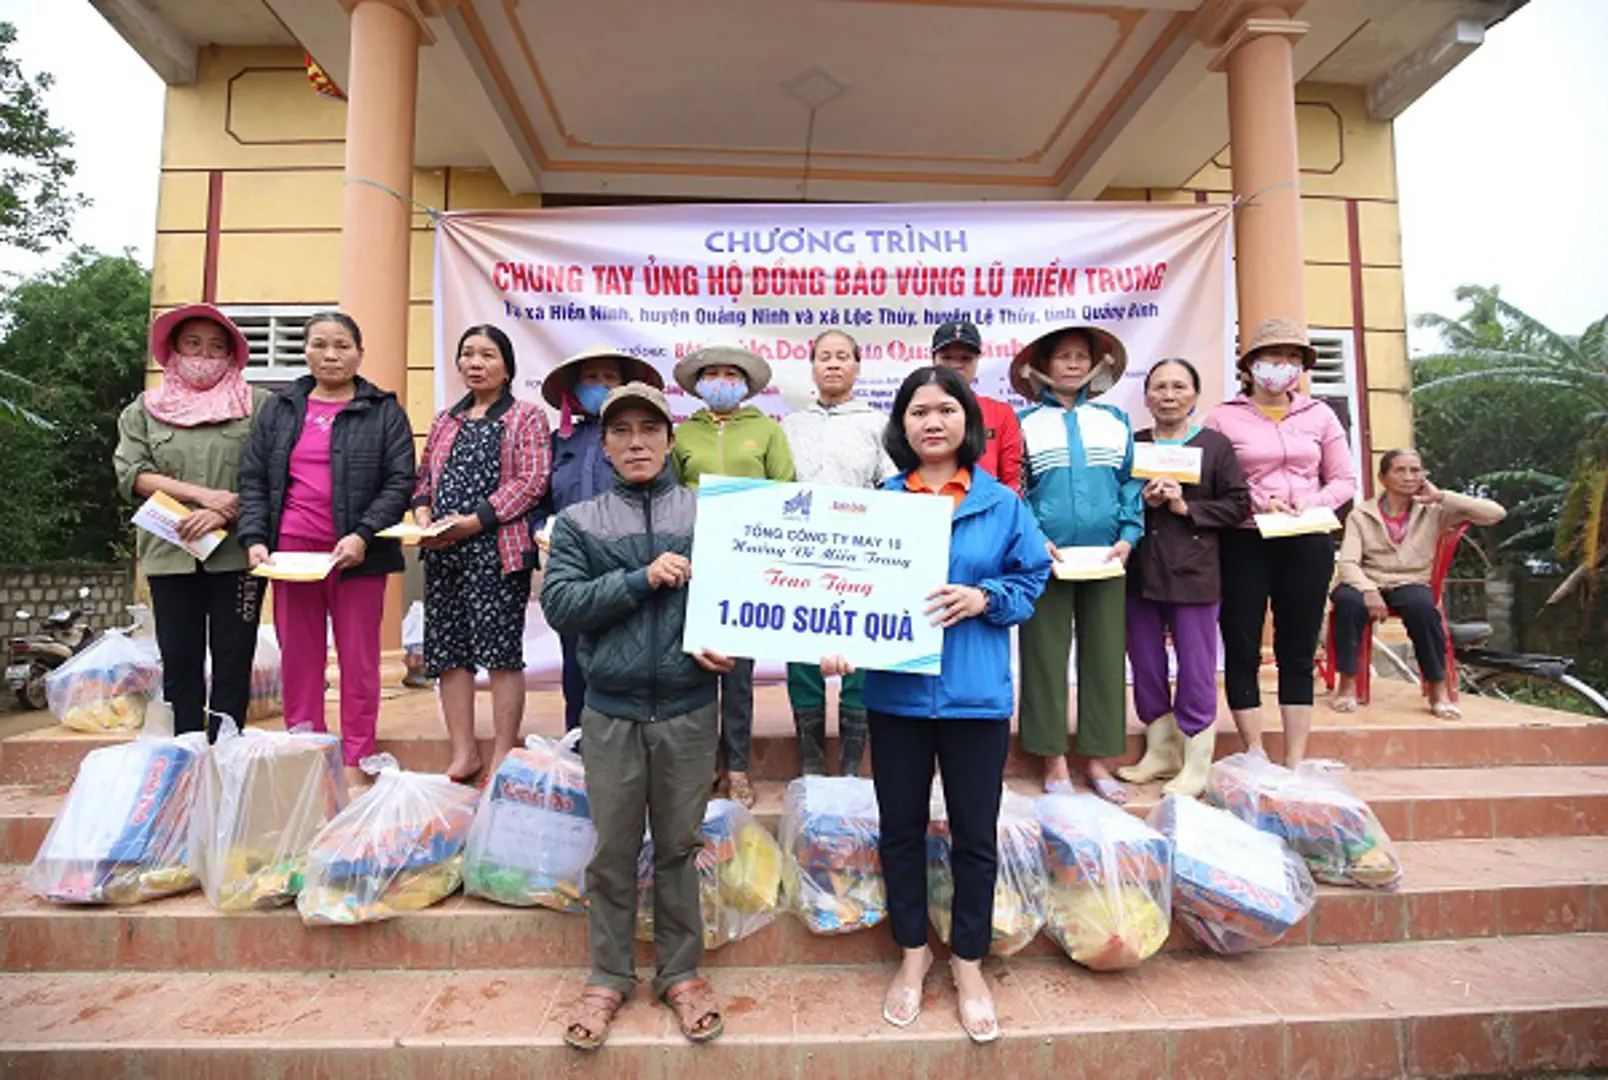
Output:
[823,365,1049,1045]
[536,345,665,730]
[1014,325,1142,803]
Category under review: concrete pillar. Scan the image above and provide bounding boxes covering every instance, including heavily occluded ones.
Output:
[1207,4,1309,336]
[340,0,420,650]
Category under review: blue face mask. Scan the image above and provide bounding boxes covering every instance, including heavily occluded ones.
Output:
[574,383,611,416]
[696,378,747,412]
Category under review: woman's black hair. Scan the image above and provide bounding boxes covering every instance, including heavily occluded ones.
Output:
[1144,356,1201,394]
[1378,448,1419,477]
[304,310,363,349]
[456,324,517,383]
[883,365,986,473]
[811,329,861,362]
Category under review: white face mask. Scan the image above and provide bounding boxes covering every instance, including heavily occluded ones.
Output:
[1250,360,1302,394]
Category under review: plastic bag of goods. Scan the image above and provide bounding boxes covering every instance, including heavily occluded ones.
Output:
[1207,753,1401,889]
[1035,793,1172,970]
[925,788,1046,957]
[45,630,162,733]
[780,776,885,934]
[25,731,208,904]
[635,797,784,948]
[298,756,480,925]
[463,730,595,912]
[401,600,427,685]
[189,725,347,910]
[246,627,283,724]
[1148,793,1315,954]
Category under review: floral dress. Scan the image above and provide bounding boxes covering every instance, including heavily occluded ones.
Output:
[422,418,531,675]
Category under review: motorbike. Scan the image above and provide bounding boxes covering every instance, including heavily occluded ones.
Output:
[6,586,98,711]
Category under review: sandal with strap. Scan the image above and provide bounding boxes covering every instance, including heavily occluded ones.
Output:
[1431,701,1463,720]
[1331,694,1359,714]
[1089,774,1130,806]
[563,986,625,1051]
[727,772,756,810]
[663,978,724,1044]
[882,950,933,1028]
[950,958,1000,1044]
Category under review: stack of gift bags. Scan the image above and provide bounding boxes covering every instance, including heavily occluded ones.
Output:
[926,788,1048,957]
[462,731,596,912]
[635,798,784,949]
[780,776,886,934]
[298,754,480,925]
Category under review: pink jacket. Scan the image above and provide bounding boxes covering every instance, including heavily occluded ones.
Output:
[1204,394,1355,527]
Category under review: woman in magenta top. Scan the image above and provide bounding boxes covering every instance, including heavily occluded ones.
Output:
[1204,318,1355,768]
[238,311,416,790]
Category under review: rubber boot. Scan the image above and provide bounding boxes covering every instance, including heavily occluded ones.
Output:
[1116,712,1184,783]
[839,709,868,777]
[794,708,828,776]
[1163,723,1218,798]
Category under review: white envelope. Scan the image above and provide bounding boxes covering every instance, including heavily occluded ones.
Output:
[1254,507,1342,538]
[1132,443,1203,483]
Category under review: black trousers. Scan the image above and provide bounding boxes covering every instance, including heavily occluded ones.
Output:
[1219,530,1335,710]
[559,632,585,732]
[1331,583,1448,682]
[148,569,264,738]
[868,710,1009,961]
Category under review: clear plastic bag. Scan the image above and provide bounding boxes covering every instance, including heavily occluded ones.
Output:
[297,755,481,925]
[189,724,347,910]
[401,601,425,664]
[1147,793,1316,955]
[1207,752,1402,889]
[246,627,283,724]
[25,731,208,904]
[45,630,162,733]
[462,730,595,912]
[1037,793,1173,970]
[635,798,785,949]
[926,788,1047,957]
[780,776,885,935]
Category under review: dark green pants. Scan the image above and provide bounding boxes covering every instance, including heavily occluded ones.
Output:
[786,663,865,712]
[1018,576,1127,759]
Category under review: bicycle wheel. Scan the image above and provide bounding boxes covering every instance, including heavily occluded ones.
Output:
[1470,669,1608,719]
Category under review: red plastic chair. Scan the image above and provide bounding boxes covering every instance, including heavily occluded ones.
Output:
[1319,521,1470,705]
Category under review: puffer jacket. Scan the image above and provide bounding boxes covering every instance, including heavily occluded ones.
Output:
[237,375,416,577]
[539,465,716,722]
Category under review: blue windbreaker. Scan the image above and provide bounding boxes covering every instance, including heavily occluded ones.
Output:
[1018,389,1143,548]
[862,469,1052,721]
[534,418,613,528]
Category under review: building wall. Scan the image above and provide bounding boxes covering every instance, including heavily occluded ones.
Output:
[151,50,1409,481]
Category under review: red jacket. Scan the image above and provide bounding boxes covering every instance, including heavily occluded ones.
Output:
[976,395,1022,492]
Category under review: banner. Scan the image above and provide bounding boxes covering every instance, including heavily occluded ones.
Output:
[433,201,1232,684]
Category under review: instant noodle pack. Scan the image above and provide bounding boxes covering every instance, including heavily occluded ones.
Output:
[780,776,887,934]
[636,798,784,949]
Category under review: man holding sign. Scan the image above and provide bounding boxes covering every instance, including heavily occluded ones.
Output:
[539,382,734,1051]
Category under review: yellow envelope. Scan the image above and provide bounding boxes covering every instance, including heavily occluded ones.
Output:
[1051,547,1126,581]
[1132,443,1203,484]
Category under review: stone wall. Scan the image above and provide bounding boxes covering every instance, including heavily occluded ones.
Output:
[0,563,136,642]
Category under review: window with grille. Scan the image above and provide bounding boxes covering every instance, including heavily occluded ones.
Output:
[1307,327,1366,487]
[218,306,323,387]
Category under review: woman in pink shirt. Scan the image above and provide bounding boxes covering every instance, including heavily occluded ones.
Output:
[1205,318,1355,768]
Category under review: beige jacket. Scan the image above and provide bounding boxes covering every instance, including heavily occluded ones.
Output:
[1337,491,1506,593]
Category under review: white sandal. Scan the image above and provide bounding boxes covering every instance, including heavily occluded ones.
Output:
[1431,701,1463,720]
[882,951,932,1028]
[950,958,1000,1044]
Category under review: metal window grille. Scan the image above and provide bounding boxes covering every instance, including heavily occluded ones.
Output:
[217,306,323,388]
[1307,327,1365,484]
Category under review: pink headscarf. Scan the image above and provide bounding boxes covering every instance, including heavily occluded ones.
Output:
[142,303,254,428]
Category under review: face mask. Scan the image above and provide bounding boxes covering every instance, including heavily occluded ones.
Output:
[175,355,233,391]
[1250,360,1302,394]
[574,383,611,416]
[696,378,746,412]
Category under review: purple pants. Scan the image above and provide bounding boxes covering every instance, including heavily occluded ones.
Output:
[1125,597,1220,737]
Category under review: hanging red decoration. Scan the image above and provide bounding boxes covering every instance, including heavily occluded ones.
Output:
[305,51,347,101]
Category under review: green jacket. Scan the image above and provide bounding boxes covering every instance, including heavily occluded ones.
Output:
[539,466,716,723]
[670,406,794,488]
[113,388,271,577]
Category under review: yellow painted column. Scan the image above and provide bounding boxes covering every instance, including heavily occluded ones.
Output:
[340,0,420,650]
[1209,5,1309,335]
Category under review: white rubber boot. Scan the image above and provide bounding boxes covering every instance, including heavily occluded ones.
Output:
[1116,712,1184,783]
[1163,723,1218,798]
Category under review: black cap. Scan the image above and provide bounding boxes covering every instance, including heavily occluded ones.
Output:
[931,320,982,355]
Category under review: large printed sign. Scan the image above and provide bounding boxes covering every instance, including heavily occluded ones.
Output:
[682,477,952,674]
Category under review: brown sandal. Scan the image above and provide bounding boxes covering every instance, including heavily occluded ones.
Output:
[727,772,756,810]
[663,978,724,1043]
[564,986,625,1051]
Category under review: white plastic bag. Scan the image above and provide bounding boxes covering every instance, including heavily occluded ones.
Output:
[25,731,208,904]
[926,788,1047,957]
[780,776,885,935]
[189,724,347,910]
[246,627,283,723]
[402,601,425,658]
[462,730,595,912]
[45,630,162,733]
[1148,793,1316,955]
[636,798,784,949]
[1037,793,1173,970]
[1207,753,1402,889]
[297,755,480,925]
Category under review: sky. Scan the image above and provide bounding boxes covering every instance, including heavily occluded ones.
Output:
[0,0,1603,355]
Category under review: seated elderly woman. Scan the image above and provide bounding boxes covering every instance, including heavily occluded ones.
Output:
[1331,449,1505,719]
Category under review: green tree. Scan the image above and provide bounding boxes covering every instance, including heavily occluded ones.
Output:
[1412,285,1608,595]
[0,249,150,562]
[0,21,87,253]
